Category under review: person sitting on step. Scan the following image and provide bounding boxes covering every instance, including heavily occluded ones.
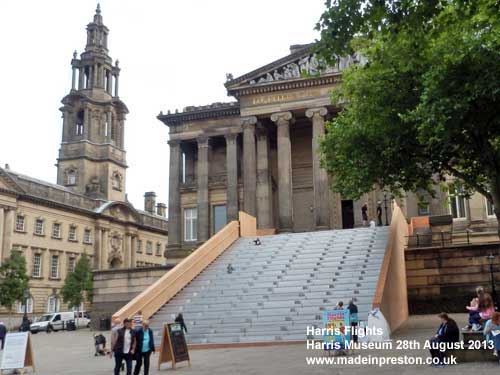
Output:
[428,313,459,367]
[465,286,495,331]
[483,312,500,358]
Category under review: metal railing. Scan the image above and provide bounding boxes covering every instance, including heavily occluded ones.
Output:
[406,229,498,248]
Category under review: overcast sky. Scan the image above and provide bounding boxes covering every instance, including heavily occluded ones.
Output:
[0,0,324,210]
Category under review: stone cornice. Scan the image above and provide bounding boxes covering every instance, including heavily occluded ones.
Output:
[228,74,341,98]
[158,102,240,126]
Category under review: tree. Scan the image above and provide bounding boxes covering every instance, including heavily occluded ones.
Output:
[0,252,29,328]
[61,254,93,312]
[315,0,500,229]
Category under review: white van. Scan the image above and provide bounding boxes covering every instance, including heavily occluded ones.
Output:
[30,311,90,333]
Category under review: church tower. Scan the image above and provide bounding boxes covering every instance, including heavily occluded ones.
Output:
[57,4,128,201]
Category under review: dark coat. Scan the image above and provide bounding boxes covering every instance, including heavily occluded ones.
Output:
[135,328,155,353]
[0,324,6,338]
[112,327,136,354]
[436,320,460,343]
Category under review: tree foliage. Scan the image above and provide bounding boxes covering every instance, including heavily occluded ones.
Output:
[0,252,29,312]
[61,254,93,310]
[316,0,500,223]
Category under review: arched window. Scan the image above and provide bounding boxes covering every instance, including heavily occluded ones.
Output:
[111,172,122,191]
[66,168,77,185]
[17,297,34,314]
[75,110,84,136]
[47,295,60,313]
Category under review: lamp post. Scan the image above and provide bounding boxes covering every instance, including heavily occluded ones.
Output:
[487,253,498,309]
[383,193,389,226]
[21,289,30,331]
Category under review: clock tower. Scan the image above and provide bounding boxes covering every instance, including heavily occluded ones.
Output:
[57,4,128,201]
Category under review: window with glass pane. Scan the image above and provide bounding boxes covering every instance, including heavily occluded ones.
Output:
[449,187,467,218]
[32,253,42,277]
[68,257,76,273]
[50,255,59,279]
[69,226,77,241]
[83,229,92,243]
[213,205,227,234]
[17,297,33,314]
[184,208,197,242]
[136,239,142,253]
[34,219,44,235]
[486,198,495,217]
[156,243,161,256]
[52,223,61,238]
[146,241,152,255]
[47,296,59,313]
[15,215,25,232]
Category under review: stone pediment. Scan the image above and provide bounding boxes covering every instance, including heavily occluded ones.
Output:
[96,201,140,224]
[225,44,364,96]
[0,167,25,194]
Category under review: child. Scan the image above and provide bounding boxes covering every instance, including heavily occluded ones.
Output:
[94,333,107,356]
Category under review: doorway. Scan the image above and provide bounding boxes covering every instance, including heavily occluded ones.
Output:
[341,200,354,229]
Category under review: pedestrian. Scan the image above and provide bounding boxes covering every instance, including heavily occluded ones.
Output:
[175,313,188,334]
[0,321,6,350]
[377,201,383,226]
[111,318,136,375]
[133,311,143,331]
[335,301,344,310]
[361,203,368,226]
[428,313,459,367]
[133,320,155,375]
[347,300,359,343]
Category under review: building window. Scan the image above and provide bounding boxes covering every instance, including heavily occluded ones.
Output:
[76,110,84,136]
[156,243,161,256]
[146,241,153,255]
[34,218,44,235]
[47,296,60,313]
[213,205,227,234]
[68,225,77,241]
[52,223,62,239]
[449,187,467,219]
[67,169,77,185]
[83,229,92,244]
[417,203,430,216]
[32,253,42,278]
[68,257,76,273]
[184,208,197,242]
[136,239,142,253]
[50,255,59,279]
[17,297,33,314]
[486,198,495,217]
[15,215,25,232]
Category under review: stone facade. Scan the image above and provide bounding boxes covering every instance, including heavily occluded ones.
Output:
[159,44,497,259]
[0,6,168,316]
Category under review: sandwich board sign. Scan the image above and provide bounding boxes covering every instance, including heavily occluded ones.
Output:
[157,323,190,370]
[0,332,35,374]
[322,309,351,351]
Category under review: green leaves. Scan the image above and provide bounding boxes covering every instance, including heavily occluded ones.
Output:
[0,252,29,311]
[316,0,500,220]
[61,254,93,310]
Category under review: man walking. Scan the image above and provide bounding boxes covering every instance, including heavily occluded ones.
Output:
[133,320,155,375]
[0,322,6,350]
[112,318,136,375]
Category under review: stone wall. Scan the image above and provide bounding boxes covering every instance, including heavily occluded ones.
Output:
[406,242,500,314]
[91,265,173,329]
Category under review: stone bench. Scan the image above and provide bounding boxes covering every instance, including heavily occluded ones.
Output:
[446,331,498,362]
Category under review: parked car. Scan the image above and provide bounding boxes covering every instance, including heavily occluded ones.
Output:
[30,311,91,333]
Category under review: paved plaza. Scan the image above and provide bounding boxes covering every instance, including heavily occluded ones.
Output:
[1,314,500,375]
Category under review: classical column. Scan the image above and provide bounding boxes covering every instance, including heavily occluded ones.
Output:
[71,66,77,90]
[84,107,91,140]
[0,207,4,263]
[197,136,211,243]
[93,64,98,88]
[78,67,84,90]
[114,74,119,97]
[167,140,182,251]
[94,227,102,269]
[124,234,131,268]
[101,229,109,270]
[62,111,70,142]
[2,209,14,260]
[306,107,330,229]
[256,125,272,228]
[271,111,293,231]
[106,112,112,143]
[225,133,239,221]
[241,116,257,217]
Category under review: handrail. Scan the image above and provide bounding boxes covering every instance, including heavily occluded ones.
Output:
[372,202,409,332]
[112,219,240,322]
[406,230,499,248]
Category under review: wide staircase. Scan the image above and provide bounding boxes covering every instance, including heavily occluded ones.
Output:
[149,227,390,345]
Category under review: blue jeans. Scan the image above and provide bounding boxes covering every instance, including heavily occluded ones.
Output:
[469,311,481,325]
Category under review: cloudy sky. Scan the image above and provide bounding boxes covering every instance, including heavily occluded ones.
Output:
[0,0,324,210]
